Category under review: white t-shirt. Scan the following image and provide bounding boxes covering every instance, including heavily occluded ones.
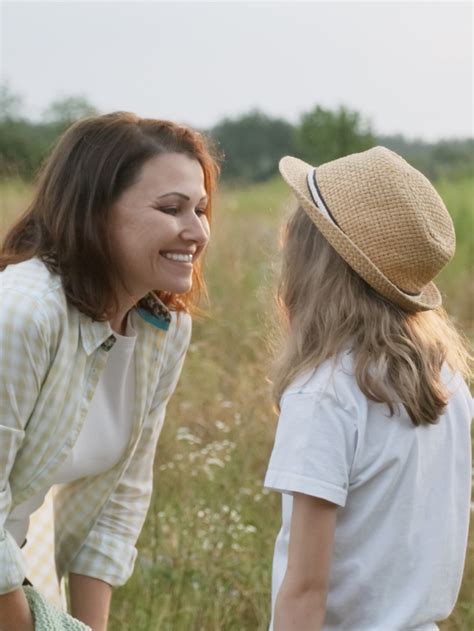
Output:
[6,316,137,547]
[264,351,473,631]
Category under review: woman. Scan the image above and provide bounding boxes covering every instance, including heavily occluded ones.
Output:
[265,147,472,630]
[0,112,219,630]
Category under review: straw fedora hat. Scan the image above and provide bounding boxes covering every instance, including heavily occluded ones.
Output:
[279,146,455,311]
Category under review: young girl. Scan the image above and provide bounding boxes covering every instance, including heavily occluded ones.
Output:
[264,147,472,630]
[0,112,219,630]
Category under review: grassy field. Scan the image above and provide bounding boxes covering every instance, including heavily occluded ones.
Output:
[1,175,473,630]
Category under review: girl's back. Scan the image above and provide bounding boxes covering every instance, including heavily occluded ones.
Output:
[266,352,472,629]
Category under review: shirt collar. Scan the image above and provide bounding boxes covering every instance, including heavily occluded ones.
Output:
[136,292,172,332]
[79,292,171,355]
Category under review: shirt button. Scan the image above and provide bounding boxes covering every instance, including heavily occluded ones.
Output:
[101,335,116,351]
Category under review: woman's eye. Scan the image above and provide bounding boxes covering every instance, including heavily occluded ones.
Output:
[157,206,206,217]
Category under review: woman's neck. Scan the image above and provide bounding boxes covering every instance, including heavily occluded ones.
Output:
[109,311,129,336]
[110,285,141,335]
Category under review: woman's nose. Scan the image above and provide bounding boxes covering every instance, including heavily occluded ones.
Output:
[181,212,210,245]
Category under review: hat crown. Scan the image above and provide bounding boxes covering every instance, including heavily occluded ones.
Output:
[316,147,455,295]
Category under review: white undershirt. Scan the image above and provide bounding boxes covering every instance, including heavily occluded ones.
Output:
[7,316,137,547]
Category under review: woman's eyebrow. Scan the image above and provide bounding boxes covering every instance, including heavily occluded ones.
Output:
[156,192,208,202]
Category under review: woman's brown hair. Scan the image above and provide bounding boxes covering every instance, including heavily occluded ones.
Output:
[0,111,220,319]
[271,207,471,426]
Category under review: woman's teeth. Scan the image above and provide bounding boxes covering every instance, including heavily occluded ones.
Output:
[162,252,193,262]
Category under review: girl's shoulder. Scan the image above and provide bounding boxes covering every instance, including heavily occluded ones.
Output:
[284,349,355,393]
[441,364,473,418]
[282,349,364,415]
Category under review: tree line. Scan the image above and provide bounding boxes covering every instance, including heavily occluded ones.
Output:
[1,84,472,183]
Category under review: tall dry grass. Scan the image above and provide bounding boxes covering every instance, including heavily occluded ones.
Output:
[1,175,472,630]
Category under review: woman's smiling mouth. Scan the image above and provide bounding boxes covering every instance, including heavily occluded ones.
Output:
[160,250,195,264]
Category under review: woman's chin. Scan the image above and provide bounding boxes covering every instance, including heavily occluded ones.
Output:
[161,280,193,295]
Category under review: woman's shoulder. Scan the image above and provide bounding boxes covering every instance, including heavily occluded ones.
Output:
[0,257,66,329]
[164,310,192,353]
[1,257,63,301]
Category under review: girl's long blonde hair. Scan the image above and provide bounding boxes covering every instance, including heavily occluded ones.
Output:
[271,207,471,426]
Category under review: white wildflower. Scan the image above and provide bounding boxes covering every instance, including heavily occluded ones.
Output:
[215,420,230,433]
[230,510,241,522]
[206,457,225,468]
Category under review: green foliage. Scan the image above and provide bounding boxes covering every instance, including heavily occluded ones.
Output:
[295,104,375,165]
[434,176,474,331]
[43,95,98,127]
[0,81,472,189]
[0,120,60,179]
[0,84,98,179]
[0,83,24,120]
[212,110,296,183]
[378,134,474,180]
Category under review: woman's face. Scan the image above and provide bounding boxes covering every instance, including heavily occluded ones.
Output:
[109,152,210,300]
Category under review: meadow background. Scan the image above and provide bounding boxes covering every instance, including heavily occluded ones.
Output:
[2,0,472,627]
[1,168,472,629]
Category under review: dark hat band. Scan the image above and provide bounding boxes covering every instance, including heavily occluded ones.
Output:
[306,169,341,228]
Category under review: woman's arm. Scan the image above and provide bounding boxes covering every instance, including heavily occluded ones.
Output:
[0,289,51,601]
[0,588,34,631]
[274,492,337,631]
[69,573,112,631]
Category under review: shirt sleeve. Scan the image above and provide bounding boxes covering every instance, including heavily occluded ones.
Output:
[0,288,51,594]
[264,388,359,507]
[67,312,192,586]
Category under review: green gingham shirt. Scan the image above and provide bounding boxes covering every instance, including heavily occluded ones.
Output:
[0,258,191,594]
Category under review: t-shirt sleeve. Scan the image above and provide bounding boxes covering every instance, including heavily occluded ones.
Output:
[264,389,359,507]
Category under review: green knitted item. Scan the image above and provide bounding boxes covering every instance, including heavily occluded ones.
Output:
[23,586,91,631]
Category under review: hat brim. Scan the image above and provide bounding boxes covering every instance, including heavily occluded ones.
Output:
[279,156,441,312]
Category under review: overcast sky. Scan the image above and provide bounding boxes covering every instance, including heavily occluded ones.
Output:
[1,1,472,140]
